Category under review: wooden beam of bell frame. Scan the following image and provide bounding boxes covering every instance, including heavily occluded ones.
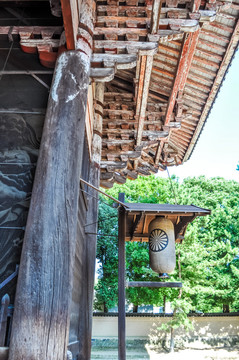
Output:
[127,281,182,288]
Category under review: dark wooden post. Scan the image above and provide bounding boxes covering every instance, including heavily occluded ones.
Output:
[118,193,126,360]
[75,2,97,359]
[78,83,104,359]
[9,49,91,360]
[0,294,10,346]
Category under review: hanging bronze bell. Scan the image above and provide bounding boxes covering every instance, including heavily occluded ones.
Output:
[148,217,176,276]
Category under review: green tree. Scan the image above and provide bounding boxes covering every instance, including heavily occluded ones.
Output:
[110,176,179,310]
[105,175,173,204]
[94,201,118,312]
[95,175,239,315]
[177,177,239,312]
[126,241,165,311]
[158,251,193,352]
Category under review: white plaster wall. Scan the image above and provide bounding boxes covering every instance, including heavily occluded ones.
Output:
[92,316,239,339]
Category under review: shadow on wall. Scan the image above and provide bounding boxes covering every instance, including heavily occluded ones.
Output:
[148,316,239,349]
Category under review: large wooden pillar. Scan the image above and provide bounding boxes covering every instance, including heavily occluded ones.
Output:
[9,49,91,360]
[118,193,126,360]
[78,83,104,359]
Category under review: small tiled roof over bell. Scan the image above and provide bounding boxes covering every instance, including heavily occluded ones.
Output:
[122,202,211,242]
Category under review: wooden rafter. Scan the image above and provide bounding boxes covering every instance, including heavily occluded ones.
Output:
[133,0,164,169]
[134,56,155,168]
[183,18,239,162]
[150,0,162,35]
[4,0,238,187]
[154,0,203,165]
[155,27,200,165]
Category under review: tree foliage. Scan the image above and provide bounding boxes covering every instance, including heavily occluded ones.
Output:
[94,202,118,312]
[177,177,239,312]
[94,175,239,313]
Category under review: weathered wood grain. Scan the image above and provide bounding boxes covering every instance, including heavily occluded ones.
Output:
[155,28,200,164]
[49,0,62,17]
[150,0,162,34]
[9,50,90,360]
[78,83,104,359]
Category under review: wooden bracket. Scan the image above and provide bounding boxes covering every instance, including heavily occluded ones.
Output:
[130,212,144,240]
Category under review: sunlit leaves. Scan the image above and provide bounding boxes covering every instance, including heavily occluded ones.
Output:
[94,175,239,313]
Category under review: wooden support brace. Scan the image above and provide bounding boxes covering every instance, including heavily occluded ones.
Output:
[130,213,144,240]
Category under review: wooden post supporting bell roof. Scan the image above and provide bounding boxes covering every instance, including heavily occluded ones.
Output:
[118,195,126,360]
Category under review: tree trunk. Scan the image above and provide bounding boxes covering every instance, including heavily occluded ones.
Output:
[9,50,91,360]
[163,295,166,313]
[223,304,230,313]
[104,303,108,313]
[133,305,138,313]
[169,327,175,353]
[169,250,182,353]
[162,333,168,351]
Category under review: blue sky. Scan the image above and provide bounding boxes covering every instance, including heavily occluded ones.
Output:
[160,49,239,183]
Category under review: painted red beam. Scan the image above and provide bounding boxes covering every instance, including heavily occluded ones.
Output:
[192,0,201,13]
[164,29,200,127]
[61,0,78,50]
[179,30,200,92]
[155,0,201,165]
[155,28,200,164]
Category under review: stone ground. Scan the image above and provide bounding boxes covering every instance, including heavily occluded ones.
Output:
[147,346,239,360]
[91,345,239,360]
